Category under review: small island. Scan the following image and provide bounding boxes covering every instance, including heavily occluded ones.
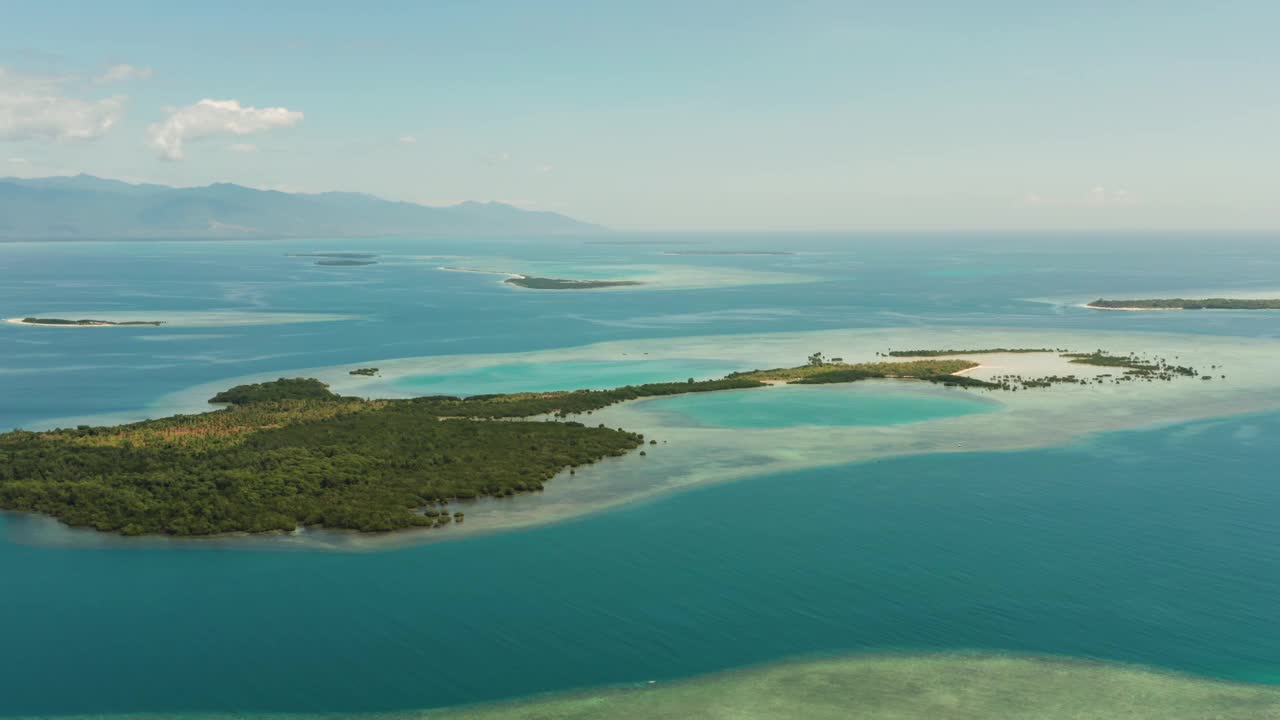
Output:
[1088,298,1280,310]
[10,317,165,327]
[506,276,643,290]
[0,348,1214,537]
[661,250,796,256]
[349,367,380,376]
[887,348,1062,357]
[288,252,379,267]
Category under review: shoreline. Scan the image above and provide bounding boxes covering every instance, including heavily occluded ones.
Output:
[13,326,1280,552]
[4,317,141,328]
[1082,304,1182,312]
[437,265,527,279]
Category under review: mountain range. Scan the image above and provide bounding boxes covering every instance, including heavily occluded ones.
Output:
[0,175,602,239]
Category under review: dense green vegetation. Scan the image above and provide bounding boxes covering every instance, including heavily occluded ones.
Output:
[210,378,342,404]
[20,317,164,326]
[886,348,1060,357]
[1089,298,1280,310]
[730,358,983,385]
[349,367,380,376]
[0,375,768,536]
[506,276,643,289]
[0,399,641,535]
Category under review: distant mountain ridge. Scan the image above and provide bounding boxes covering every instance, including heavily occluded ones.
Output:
[0,175,602,239]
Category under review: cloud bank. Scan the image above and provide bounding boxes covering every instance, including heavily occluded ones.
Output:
[147,99,303,160]
[0,67,124,142]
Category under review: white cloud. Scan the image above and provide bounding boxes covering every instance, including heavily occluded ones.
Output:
[536,164,554,174]
[0,67,124,142]
[8,156,28,165]
[97,64,153,84]
[229,142,257,153]
[147,98,303,160]
[398,135,417,144]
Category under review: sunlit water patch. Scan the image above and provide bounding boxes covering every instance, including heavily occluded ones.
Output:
[637,383,997,428]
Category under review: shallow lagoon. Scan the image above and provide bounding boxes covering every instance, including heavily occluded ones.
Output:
[638,383,997,428]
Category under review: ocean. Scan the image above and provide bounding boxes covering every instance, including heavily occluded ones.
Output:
[1,233,1278,717]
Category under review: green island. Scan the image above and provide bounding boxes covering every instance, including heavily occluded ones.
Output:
[729,353,993,389]
[506,276,644,290]
[17,317,165,327]
[349,367,380,376]
[1088,298,1280,310]
[662,250,796,256]
[886,348,1062,357]
[0,350,1213,537]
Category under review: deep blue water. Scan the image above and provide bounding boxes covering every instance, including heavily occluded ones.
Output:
[1,233,1279,716]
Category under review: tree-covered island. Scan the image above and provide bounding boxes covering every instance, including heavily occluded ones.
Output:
[17,317,165,326]
[1088,298,1280,310]
[0,349,1214,537]
[505,276,643,290]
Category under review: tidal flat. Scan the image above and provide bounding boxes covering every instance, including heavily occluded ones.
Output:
[26,653,1280,720]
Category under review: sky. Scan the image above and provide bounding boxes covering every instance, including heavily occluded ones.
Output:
[1,1,1277,231]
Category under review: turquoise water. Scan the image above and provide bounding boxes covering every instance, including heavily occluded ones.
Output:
[394,359,737,396]
[2,234,1280,716]
[2,413,1279,715]
[637,384,996,428]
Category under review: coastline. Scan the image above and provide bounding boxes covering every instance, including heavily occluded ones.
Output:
[16,325,1280,552]
[5,317,132,328]
[1082,304,1182,312]
[6,313,110,325]
[437,265,527,279]
[6,311,356,328]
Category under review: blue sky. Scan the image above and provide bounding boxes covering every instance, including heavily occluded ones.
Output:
[1,1,1277,230]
